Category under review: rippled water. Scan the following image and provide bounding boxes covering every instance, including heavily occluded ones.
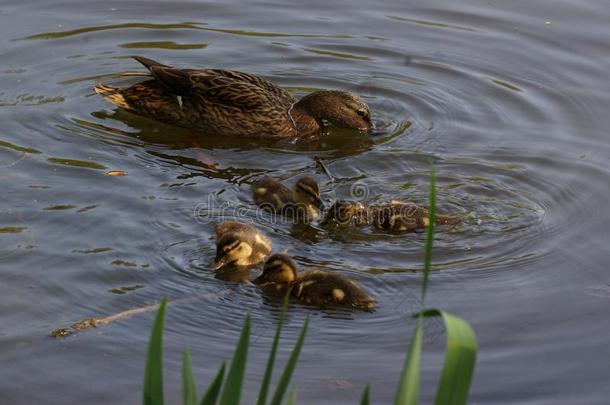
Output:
[2,0,610,403]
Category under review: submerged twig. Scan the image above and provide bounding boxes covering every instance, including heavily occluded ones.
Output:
[50,295,205,338]
[314,156,334,182]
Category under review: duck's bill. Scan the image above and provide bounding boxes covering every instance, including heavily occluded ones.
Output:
[360,125,372,134]
[213,256,229,271]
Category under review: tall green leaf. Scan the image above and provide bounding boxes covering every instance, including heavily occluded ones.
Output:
[421,160,436,304]
[269,316,309,405]
[360,384,371,405]
[143,298,167,405]
[394,161,437,405]
[219,314,251,405]
[419,310,478,405]
[394,316,423,405]
[256,293,289,405]
[200,362,225,405]
[182,347,197,405]
[286,388,297,405]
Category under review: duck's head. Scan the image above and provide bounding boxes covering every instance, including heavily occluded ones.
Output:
[254,253,298,285]
[214,233,253,270]
[293,176,324,212]
[295,90,372,133]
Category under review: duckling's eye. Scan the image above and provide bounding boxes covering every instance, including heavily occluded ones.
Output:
[356,109,368,118]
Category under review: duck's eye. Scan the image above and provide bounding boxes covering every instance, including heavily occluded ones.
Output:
[356,109,368,118]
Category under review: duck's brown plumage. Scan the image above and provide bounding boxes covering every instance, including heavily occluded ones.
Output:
[95,56,371,139]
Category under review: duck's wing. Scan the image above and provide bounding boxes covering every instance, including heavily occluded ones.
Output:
[132,56,295,108]
[202,69,294,106]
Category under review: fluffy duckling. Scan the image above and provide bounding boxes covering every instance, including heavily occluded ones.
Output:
[252,176,324,221]
[214,221,272,270]
[321,200,460,233]
[320,200,369,227]
[95,56,371,139]
[370,201,460,232]
[254,254,376,310]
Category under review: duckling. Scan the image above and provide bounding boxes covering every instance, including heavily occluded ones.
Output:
[254,254,376,310]
[95,56,371,139]
[252,176,324,220]
[321,200,460,233]
[320,200,369,227]
[370,201,460,232]
[214,221,272,270]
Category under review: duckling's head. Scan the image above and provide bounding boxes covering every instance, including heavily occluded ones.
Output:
[293,177,324,211]
[214,234,253,270]
[322,200,367,225]
[295,90,371,133]
[254,254,298,285]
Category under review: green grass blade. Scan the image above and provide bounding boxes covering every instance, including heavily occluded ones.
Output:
[256,293,289,405]
[143,298,167,405]
[394,316,423,405]
[422,160,436,304]
[418,309,477,405]
[269,316,309,405]
[286,388,297,405]
[219,314,251,405]
[360,384,371,405]
[394,163,436,405]
[182,347,197,405]
[199,362,225,405]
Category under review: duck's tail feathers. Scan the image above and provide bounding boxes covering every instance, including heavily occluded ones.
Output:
[94,84,131,109]
[132,56,171,71]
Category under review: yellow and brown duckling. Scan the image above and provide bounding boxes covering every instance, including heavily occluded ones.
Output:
[214,221,272,270]
[95,56,371,139]
[320,200,369,227]
[252,176,324,221]
[254,254,376,310]
[321,200,460,233]
[371,200,460,232]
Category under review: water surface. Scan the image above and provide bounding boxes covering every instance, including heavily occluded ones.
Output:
[1,0,610,403]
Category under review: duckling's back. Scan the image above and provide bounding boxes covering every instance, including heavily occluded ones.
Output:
[295,270,376,310]
[252,177,294,211]
[215,220,251,237]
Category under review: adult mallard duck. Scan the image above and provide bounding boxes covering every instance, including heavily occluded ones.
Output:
[252,175,324,221]
[94,56,371,139]
[214,221,272,270]
[254,253,376,310]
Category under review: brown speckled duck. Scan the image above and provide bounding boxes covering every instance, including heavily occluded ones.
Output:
[254,253,376,310]
[321,200,460,233]
[94,56,371,139]
[252,176,324,220]
[214,221,272,270]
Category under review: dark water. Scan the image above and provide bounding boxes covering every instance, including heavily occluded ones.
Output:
[2,0,609,403]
